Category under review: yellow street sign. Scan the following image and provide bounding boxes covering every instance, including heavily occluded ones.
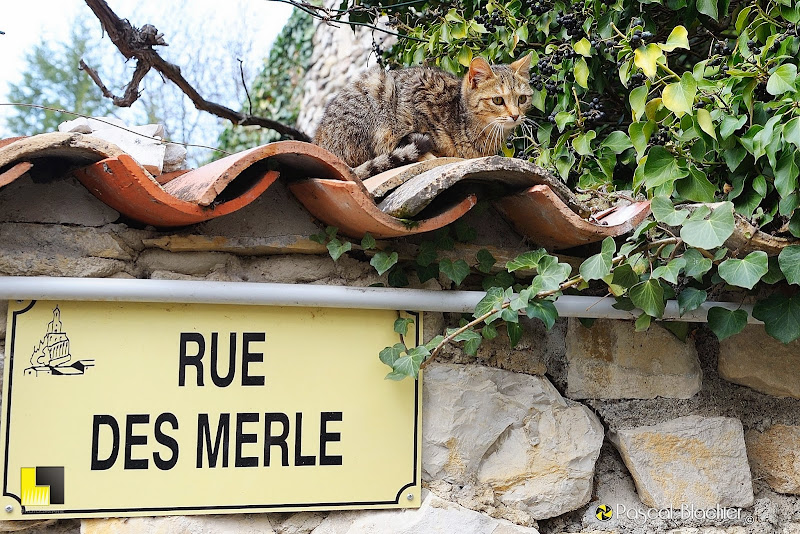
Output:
[1,300,422,519]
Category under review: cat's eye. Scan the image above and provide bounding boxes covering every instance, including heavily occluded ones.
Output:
[492,96,505,105]
[519,95,528,104]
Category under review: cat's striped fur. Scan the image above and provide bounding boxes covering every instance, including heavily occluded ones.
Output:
[314,55,533,180]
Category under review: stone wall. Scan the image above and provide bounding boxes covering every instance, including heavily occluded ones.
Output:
[1,163,800,534]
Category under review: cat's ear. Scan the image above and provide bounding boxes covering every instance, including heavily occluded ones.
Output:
[467,57,495,88]
[510,53,532,78]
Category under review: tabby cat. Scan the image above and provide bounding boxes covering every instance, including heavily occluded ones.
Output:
[313,54,533,179]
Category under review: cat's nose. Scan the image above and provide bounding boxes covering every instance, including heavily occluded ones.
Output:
[510,114,519,121]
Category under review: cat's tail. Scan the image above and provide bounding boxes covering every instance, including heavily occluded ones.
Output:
[353,133,435,180]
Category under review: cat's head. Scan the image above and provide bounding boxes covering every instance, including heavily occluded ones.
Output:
[462,54,533,136]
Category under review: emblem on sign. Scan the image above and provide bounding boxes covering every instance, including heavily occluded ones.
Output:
[24,306,94,376]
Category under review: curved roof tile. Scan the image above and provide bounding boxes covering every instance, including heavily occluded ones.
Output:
[0,133,661,249]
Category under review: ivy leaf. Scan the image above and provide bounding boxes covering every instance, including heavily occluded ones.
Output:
[482,323,498,340]
[440,258,470,286]
[766,64,798,95]
[651,195,689,226]
[416,241,438,266]
[600,131,634,154]
[720,115,747,140]
[753,294,800,343]
[784,117,800,149]
[662,72,697,117]
[525,299,558,330]
[575,57,590,89]
[660,25,689,51]
[629,85,648,122]
[696,108,717,140]
[611,263,639,289]
[573,130,596,156]
[536,255,573,290]
[718,251,769,289]
[456,45,473,67]
[506,250,547,272]
[643,146,689,189]
[677,168,717,203]
[506,322,523,347]
[634,43,663,78]
[579,236,615,281]
[371,251,399,275]
[651,257,687,284]
[379,343,406,368]
[635,312,652,331]
[476,248,497,274]
[390,346,430,380]
[630,279,665,318]
[778,245,800,285]
[394,317,415,335]
[454,328,482,355]
[573,37,592,56]
[388,266,409,288]
[361,233,376,250]
[697,0,719,20]
[555,111,576,132]
[683,248,713,278]
[774,150,799,199]
[707,307,748,341]
[680,202,735,249]
[327,239,352,261]
[474,286,506,320]
[416,263,439,283]
[678,287,707,315]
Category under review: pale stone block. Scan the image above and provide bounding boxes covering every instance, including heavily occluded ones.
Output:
[0,519,58,532]
[424,364,603,519]
[610,415,753,509]
[81,514,275,534]
[566,318,702,399]
[746,424,800,494]
[310,490,539,534]
[719,324,800,398]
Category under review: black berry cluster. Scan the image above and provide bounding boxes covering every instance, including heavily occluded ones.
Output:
[747,39,762,56]
[651,129,669,146]
[628,72,646,88]
[555,11,583,38]
[584,97,606,124]
[523,0,551,16]
[713,40,733,55]
[754,81,769,101]
[474,10,504,31]
[630,28,653,48]
[770,26,798,51]
[536,56,557,76]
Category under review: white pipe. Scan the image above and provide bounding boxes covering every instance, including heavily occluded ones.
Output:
[0,276,760,323]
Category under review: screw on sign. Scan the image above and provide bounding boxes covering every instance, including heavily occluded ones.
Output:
[595,504,613,521]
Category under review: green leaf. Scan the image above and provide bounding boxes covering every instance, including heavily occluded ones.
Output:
[555,111,576,132]
[573,130,596,156]
[506,250,547,272]
[574,37,592,57]
[629,121,656,159]
[388,266,409,288]
[611,263,639,289]
[707,307,748,341]
[643,146,689,189]
[697,0,719,20]
[683,248,713,278]
[651,195,689,226]
[784,117,800,149]
[394,317,415,335]
[457,45,473,67]
[662,72,697,117]
[361,233,376,250]
[506,322,523,347]
[579,236,615,281]
[634,43,663,78]
[696,109,716,140]
[379,343,406,368]
[371,251,399,275]
[390,346,430,380]
[676,169,717,203]
[779,245,800,285]
[774,150,799,199]
[535,255,573,290]
[766,64,798,95]
[662,321,689,341]
[720,115,747,140]
[454,328,482,355]
[525,299,558,330]
[678,287,707,315]
[416,263,439,283]
[651,257,686,284]
[753,295,800,344]
[660,25,689,51]
[629,85,648,122]
[327,238,352,261]
[601,131,634,154]
[440,258,470,286]
[476,248,497,274]
[482,323,498,339]
[680,202,735,249]
[718,251,768,289]
[474,286,506,320]
[416,241,438,266]
[575,57,590,89]
[635,312,652,331]
[630,278,665,318]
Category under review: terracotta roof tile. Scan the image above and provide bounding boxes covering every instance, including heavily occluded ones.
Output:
[0,133,657,249]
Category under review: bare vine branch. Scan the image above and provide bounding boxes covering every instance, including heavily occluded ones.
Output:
[82,0,311,142]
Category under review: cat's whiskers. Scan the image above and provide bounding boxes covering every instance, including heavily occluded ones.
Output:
[479,118,504,155]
